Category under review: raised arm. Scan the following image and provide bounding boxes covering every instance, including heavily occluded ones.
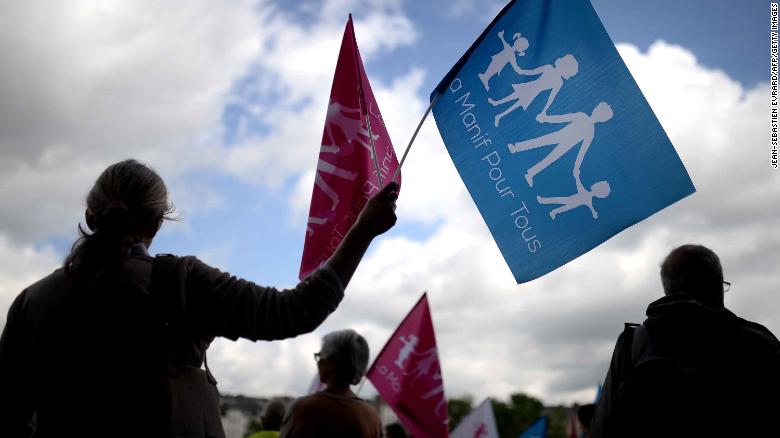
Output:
[186,182,399,341]
[498,30,509,48]
[326,181,398,286]
[575,171,587,195]
[536,111,579,124]
[509,56,523,75]
[541,83,561,115]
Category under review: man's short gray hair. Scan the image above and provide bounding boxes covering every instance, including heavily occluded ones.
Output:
[660,244,724,303]
[320,329,370,386]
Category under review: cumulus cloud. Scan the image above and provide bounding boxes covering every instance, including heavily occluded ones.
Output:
[0,235,60,327]
[0,0,267,241]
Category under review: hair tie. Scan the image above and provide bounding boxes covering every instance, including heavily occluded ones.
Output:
[107,201,129,212]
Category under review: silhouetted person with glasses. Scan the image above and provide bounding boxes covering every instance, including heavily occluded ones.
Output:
[592,244,780,437]
[280,329,381,438]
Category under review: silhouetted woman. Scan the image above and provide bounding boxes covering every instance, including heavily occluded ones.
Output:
[0,159,398,437]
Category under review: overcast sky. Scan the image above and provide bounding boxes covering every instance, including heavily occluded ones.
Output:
[0,0,775,405]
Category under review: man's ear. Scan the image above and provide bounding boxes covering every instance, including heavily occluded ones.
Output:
[85,209,96,231]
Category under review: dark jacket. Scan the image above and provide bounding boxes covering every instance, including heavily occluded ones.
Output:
[0,245,344,437]
[592,294,780,437]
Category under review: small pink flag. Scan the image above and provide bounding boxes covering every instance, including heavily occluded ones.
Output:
[299,14,400,280]
[367,293,449,438]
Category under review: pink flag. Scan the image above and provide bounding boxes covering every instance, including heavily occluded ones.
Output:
[299,14,400,280]
[367,293,448,438]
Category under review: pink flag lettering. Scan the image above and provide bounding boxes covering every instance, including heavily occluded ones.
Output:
[299,15,400,280]
[367,293,448,438]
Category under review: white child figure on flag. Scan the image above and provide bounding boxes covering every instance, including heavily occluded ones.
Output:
[537,179,611,219]
[508,101,614,188]
[394,334,419,369]
[478,30,529,91]
[488,54,579,127]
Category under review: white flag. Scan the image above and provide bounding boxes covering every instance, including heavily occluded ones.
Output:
[450,399,500,438]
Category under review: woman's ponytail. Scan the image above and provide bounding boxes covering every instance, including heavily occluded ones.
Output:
[64,160,175,276]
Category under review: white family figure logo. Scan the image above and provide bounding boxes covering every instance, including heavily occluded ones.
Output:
[315,100,382,210]
[479,30,529,91]
[392,334,447,418]
[406,347,439,383]
[479,27,615,222]
[488,54,578,127]
[508,102,613,188]
[323,101,379,155]
[306,99,383,234]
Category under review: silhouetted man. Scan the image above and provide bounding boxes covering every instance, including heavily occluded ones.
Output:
[592,245,780,437]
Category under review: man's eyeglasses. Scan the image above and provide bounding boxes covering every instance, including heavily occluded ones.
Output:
[314,352,322,363]
[723,281,731,292]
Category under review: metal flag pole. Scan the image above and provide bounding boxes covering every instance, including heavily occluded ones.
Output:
[349,15,384,188]
[391,92,442,183]
[363,111,384,188]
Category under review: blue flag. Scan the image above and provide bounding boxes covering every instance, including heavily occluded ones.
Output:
[518,416,547,438]
[431,0,695,283]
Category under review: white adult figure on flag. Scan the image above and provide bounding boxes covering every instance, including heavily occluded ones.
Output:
[508,101,613,187]
[537,179,611,219]
[405,346,439,383]
[421,371,446,416]
[488,54,578,127]
[394,334,419,369]
[478,30,529,91]
[323,100,379,155]
[313,100,383,212]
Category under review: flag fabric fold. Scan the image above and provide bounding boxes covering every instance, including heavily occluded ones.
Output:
[367,293,449,438]
[430,0,695,283]
[299,14,400,280]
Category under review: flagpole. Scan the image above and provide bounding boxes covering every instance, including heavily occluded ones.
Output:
[390,92,441,183]
[349,15,384,188]
[363,112,384,187]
